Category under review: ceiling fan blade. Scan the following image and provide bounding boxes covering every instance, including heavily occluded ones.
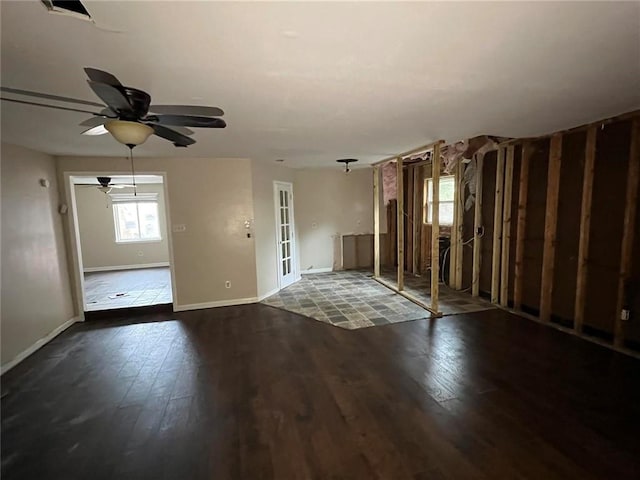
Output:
[151,124,196,146]
[169,126,194,136]
[149,105,224,117]
[1,86,105,108]
[1,97,100,115]
[81,125,108,136]
[150,114,226,128]
[109,184,135,189]
[79,116,108,127]
[84,68,123,87]
[87,81,132,113]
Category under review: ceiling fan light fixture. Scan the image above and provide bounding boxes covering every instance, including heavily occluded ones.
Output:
[104,120,153,147]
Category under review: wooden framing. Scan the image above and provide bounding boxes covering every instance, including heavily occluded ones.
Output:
[407,166,415,273]
[491,147,505,303]
[373,166,381,278]
[500,146,515,307]
[472,155,484,297]
[397,157,404,291]
[430,142,442,314]
[412,165,421,274]
[372,140,443,166]
[513,143,531,310]
[454,161,464,290]
[574,126,596,333]
[540,134,563,322]
[614,117,640,346]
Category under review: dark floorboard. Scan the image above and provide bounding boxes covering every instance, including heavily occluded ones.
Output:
[2,304,639,479]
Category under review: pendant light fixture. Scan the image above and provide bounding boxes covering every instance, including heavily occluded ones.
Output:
[336,158,358,173]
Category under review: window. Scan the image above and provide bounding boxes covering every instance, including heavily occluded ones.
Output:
[110,193,161,243]
[425,176,455,225]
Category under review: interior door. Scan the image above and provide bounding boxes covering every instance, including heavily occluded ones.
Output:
[274,182,296,288]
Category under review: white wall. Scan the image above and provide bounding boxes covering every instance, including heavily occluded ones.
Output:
[74,183,170,270]
[1,143,75,368]
[251,160,296,299]
[57,156,258,309]
[294,168,373,272]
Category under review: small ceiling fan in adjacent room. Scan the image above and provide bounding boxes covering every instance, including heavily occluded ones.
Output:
[1,67,226,148]
[76,177,135,194]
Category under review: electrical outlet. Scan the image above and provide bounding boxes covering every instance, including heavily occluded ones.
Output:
[621,309,630,321]
[172,224,186,233]
[137,251,144,257]
[225,281,231,289]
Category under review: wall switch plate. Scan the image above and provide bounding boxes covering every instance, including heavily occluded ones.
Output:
[225,281,231,289]
[621,309,630,321]
[172,224,186,233]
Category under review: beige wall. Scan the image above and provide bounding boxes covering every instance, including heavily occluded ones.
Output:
[57,156,257,308]
[74,183,170,270]
[1,143,75,367]
[294,168,373,272]
[251,160,296,298]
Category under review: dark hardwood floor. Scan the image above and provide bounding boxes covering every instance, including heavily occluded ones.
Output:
[2,304,639,479]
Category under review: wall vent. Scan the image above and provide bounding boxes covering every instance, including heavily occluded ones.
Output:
[41,1,91,21]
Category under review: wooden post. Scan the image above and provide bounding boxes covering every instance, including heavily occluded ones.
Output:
[449,162,459,288]
[412,165,421,275]
[472,155,484,297]
[514,143,531,310]
[491,147,505,303]
[574,126,596,333]
[373,166,381,278]
[540,134,563,322]
[397,158,404,291]
[430,143,441,314]
[407,166,415,275]
[500,146,515,306]
[614,117,640,346]
[454,159,464,290]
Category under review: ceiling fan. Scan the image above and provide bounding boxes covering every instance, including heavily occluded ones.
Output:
[1,67,226,147]
[77,176,135,194]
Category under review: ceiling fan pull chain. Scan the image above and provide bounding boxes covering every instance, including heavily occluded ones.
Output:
[128,145,137,196]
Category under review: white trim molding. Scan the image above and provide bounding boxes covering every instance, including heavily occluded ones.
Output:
[257,287,280,302]
[301,267,333,275]
[1,317,79,375]
[83,262,170,273]
[173,297,258,312]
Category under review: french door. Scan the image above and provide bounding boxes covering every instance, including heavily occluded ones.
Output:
[274,182,297,288]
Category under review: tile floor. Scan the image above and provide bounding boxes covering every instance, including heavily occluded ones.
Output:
[262,269,494,330]
[379,268,495,316]
[84,267,172,311]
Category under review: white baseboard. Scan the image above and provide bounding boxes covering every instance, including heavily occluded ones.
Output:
[83,262,170,273]
[301,267,333,275]
[257,287,280,302]
[173,297,258,312]
[1,317,79,375]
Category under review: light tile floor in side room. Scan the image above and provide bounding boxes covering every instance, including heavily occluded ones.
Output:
[84,267,172,311]
[262,269,495,329]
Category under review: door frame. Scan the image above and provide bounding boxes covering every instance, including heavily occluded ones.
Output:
[273,181,298,289]
[64,171,178,318]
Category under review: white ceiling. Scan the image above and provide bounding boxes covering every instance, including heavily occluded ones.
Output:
[1,1,639,167]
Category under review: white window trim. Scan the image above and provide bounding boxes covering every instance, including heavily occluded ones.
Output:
[424,175,455,226]
[111,193,162,243]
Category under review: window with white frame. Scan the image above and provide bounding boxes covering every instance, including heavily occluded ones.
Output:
[424,176,455,226]
[110,193,161,243]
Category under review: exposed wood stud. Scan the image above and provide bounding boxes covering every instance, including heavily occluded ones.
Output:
[491,147,505,304]
[472,155,484,297]
[454,160,464,290]
[514,143,531,310]
[431,143,442,314]
[500,146,515,307]
[373,166,381,278]
[615,117,640,346]
[397,158,404,291]
[372,139,442,166]
[449,163,459,288]
[412,165,421,275]
[574,126,596,333]
[540,134,563,323]
[407,166,415,274]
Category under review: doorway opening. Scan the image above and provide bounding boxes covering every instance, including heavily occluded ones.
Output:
[71,174,173,312]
